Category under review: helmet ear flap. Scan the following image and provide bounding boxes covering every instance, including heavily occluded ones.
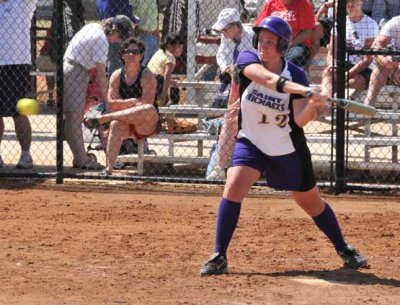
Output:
[278,39,289,54]
[252,33,258,49]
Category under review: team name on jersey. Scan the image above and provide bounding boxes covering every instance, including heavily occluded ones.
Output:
[245,89,285,111]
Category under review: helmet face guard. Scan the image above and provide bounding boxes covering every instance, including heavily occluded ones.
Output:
[252,16,293,54]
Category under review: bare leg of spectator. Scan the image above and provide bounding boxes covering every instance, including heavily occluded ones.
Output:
[206,99,240,181]
[14,115,31,152]
[217,100,239,169]
[106,121,129,174]
[364,64,392,106]
[93,105,158,132]
[85,104,159,173]
[321,66,334,97]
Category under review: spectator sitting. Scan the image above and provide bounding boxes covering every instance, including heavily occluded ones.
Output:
[321,0,379,98]
[84,38,159,176]
[364,16,400,106]
[255,0,315,68]
[63,15,135,170]
[147,33,184,106]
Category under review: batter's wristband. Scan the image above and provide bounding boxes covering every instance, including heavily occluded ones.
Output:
[276,76,288,93]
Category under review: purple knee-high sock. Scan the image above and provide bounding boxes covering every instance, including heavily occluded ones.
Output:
[312,203,347,252]
[214,198,242,256]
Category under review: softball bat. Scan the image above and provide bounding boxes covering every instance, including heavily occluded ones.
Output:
[328,98,377,117]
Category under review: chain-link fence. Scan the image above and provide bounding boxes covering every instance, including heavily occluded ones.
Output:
[0,0,399,192]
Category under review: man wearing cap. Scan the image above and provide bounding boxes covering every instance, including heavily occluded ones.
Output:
[63,15,135,169]
[206,8,255,181]
[212,8,255,86]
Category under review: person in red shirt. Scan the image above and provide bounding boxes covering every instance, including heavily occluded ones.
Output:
[256,0,315,68]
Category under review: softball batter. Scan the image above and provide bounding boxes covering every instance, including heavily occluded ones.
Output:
[200,16,367,276]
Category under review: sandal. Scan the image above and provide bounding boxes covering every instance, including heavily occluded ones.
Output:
[83,117,102,129]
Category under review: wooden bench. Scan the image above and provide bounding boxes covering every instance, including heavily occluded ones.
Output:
[314,107,400,163]
[116,105,226,174]
[347,87,399,162]
[116,131,217,175]
[119,131,400,175]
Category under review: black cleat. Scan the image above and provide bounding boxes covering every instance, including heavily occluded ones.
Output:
[200,253,228,276]
[338,245,368,269]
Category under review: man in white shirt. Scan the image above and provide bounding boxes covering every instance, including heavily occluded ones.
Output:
[0,0,38,169]
[63,15,134,169]
[213,8,255,87]
[364,16,400,106]
[206,8,255,181]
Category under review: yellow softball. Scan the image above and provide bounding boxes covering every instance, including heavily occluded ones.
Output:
[16,98,40,116]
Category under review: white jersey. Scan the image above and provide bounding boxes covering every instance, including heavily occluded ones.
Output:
[64,23,109,70]
[236,50,309,156]
[0,0,38,65]
[346,15,379,66]
[380,16,400,47]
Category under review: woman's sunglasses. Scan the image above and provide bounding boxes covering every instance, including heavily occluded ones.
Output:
[123,49,141,55]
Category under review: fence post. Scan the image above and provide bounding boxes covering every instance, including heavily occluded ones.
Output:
[55,0,64,184]
[334,0,347,194]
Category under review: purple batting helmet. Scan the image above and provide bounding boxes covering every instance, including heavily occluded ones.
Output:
[252,16,293,54]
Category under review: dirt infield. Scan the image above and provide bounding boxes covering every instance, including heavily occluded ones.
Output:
[0,181,399,305]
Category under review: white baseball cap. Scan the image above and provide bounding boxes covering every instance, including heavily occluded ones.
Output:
[212,8,241,32]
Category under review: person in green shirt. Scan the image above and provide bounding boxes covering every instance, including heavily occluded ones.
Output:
[130,0,159,65]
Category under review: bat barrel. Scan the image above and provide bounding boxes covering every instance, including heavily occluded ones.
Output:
[328,98,377,117]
